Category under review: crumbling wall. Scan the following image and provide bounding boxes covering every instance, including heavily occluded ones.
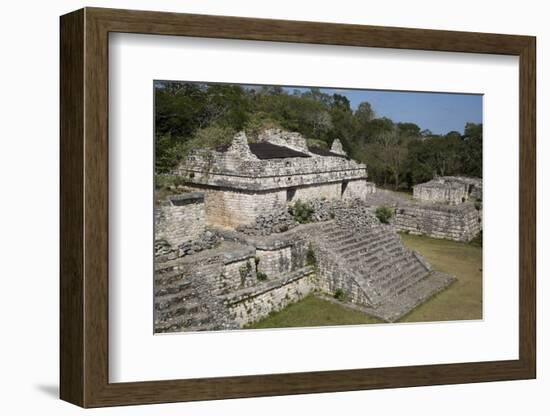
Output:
[292,182,341,201]
[198,187,287,228]
[342,179,368,200]
[413,176,482,205]
[155,193,206,246]
[413,182,467,205]
[256,246,292,276]
[365,181,377,194]
[220,256,258,293]
[394,203,481,242]
[225,268,315,327]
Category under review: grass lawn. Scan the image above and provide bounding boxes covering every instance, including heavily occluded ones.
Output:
[399,233,482,322]
[245,294,381,329]
[246,233,482,329]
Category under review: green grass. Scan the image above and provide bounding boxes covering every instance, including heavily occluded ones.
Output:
[245,294,381,329]
[245,233,482,329]
[399,233,482,322]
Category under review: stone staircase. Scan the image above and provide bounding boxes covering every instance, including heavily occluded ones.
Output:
[154,255,233,333]
[313,222,455,322]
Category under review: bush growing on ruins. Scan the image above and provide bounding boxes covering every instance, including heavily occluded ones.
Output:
[239,261,253,286]
[306,138,329,150]
[306,243,317,267]
[256,271,268,281]
[334,289,346,301]
[244,113,282,141]
[288,200,314,224]
[375,206,394,224]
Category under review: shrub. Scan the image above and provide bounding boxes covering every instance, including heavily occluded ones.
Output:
[244,113,282,141]
[334,288,346,301]
[306,243,317,266]
[288,199,314,224]
[239,261,252,286]
[256,271,268,281]
[375,206,394,224]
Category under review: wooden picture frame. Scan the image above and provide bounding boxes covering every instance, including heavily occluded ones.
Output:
[60,7,536,408]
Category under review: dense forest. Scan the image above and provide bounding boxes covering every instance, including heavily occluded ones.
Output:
[155,81,482,190]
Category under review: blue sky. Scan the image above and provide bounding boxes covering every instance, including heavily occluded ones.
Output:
[282,86,482,135]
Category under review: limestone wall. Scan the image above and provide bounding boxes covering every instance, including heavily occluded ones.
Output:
[257,129,308,152]
[196,187,287,228]
[177,157,367,192]
[394,203,481,242]
[226,268,315,327]
[256,246,292,276]
[292,182,341,202]
[154,193,206,247]
[313,242,371,306]
[365,181,377,194]
[413,176,482,205]
[413,183,466,205]
[342,179,368,200]
[220,256,258,292]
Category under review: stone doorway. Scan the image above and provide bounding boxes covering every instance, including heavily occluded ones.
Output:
[341,181,349,197]
[287,187,297,202]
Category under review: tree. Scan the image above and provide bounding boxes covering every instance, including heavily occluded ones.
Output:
[376,127,408,189]
[464,122,482,140]
[355,101,375,124]
[397,122,421,139]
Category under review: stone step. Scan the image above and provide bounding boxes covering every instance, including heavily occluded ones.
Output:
[154,278,193,297]
[324,229,349,240]
[348,272,456,322]
[340,236,395,259]
[393,270,429,296]
[155,262,220,284]
[375,258,421,282]
[156,301,202,320]
[328,227,386,245]
[380,267,429,297]
[154,268,186,286]
[336,233,387,253]
[155,311,211,333]
[387,245,405,256]
[348,247,385,265]
[155,292,194,310]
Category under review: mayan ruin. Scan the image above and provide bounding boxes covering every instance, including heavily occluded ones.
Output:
[153,128,482,332]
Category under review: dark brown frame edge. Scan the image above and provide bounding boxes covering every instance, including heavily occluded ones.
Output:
[60,7,536,408]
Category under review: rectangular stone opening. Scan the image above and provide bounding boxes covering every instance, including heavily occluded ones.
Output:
[287,187,296,202]
[341,181,349,197]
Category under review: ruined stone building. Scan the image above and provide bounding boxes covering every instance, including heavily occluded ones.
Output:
[359,176,483,242]
[173,129,375,228]
[153,129,458,333]
[413,176,482,205]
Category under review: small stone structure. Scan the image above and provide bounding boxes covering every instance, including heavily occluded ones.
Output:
[413,176,482,205]
[155,193,206,247]
[174,129,376,228]
[394,203,481,242]
[365,183,482,243]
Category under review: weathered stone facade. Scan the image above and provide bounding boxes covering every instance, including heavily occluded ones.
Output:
[225,267,315,327]
[413,176,482,205]
[364,177,483,242]
[394,203,481,242]
[154,193,206,246]
[174,129,370,227]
